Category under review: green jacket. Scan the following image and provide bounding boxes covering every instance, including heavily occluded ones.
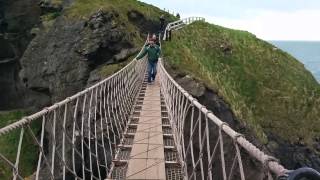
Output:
[136,45,161,62]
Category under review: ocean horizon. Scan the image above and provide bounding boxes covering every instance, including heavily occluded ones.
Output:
[270,41,320,83]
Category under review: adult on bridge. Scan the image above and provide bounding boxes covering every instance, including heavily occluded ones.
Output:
[135,38,161,84]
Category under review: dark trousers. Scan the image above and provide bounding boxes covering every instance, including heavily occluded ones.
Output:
[147,61,158,83]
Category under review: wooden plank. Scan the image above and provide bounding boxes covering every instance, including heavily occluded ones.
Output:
[126,76,166,180]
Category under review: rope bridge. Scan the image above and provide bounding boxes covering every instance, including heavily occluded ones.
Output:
[0,18,319,180]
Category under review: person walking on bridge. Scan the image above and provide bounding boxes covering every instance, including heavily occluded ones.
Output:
[135,39,161,84]
[160,14,165,34]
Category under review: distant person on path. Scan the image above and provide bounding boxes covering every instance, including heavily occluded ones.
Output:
[176,13,180,19]
[135,39,161,84]
[160,15,165,33]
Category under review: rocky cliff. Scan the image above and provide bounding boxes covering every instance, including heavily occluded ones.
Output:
[0,0,174,111]
[0,0,41,109]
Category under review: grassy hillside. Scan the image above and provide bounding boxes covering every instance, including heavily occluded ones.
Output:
[66,0,171,21]
[163,22,320,144]
[65,0,176,36]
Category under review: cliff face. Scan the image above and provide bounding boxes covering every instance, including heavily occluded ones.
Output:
[20,10,132,106]
[0,0,41,110]
[0,0,174,110]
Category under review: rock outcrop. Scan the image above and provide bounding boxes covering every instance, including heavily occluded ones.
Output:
[19,10,139,107]
[0,0,41,110]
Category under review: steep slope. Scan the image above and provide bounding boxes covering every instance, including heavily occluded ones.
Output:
[163,21,320,170]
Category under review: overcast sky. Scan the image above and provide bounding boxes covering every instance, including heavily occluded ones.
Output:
[140,0,320,41]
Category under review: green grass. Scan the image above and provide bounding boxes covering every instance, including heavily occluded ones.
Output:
[163,22,320,144]
[41,12,61,22]
[0,111,40,179]
[65,0,175,21]
[51,0,63,6]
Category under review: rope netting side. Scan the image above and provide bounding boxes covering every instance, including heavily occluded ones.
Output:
[158,59,289,180]
[0,44,148,179]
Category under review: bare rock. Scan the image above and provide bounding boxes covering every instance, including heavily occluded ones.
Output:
[220,42,233,55]
[113,48,139,62]
[176,75,205,97]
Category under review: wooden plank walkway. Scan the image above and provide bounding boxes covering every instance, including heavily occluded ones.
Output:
[125,76,166,180]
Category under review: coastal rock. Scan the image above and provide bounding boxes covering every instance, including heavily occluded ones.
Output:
[176,75,206,97]
[19,11,133,105]
[0,0,41,110]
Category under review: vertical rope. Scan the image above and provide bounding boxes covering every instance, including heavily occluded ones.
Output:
[99,83,108,171]
[87,89,94,180]
[81,93,87,179]
[13,127,24,180]
[62,103,68,180]
[72,98,79,175]
[36,116,46,180]
[205,114,212,180]
[51,109,57,176]
[93,88,101,179]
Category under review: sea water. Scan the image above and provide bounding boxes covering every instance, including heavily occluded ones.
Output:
[270,41,320,83]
